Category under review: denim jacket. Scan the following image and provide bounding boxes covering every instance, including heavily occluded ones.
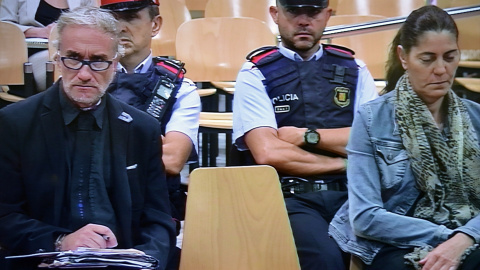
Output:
[329,90,480,265]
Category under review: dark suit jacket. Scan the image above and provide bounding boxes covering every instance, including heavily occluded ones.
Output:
[0,81,176,269]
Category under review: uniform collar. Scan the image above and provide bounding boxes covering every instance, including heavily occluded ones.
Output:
[117,51,153,74]
[278,42,324,62]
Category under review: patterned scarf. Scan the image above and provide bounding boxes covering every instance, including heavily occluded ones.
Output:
[394,73,480,229]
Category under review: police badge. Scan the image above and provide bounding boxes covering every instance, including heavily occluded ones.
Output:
[334,87,351,108]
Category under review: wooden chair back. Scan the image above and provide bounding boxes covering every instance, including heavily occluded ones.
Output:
[456,77,480,93]
[175,17,276,82]
[434,0,480,51]
[180,165,300,270]
[152,1,191,58]
[204,0,279,36]
[456,15,480,51]
[335,0,425,17]
[436,0,480,8]
[327,15,397,79]
[0,21,28,85]
[330,0,340,14]
[434,3,480,51]
[185,0,208,12]
[327,14,387,27]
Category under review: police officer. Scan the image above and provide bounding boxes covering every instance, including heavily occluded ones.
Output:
[232,0,378,269]
[100,0,200,217]
[99,1,200,268]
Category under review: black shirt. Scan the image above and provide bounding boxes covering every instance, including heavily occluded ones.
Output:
[59,89,117,234]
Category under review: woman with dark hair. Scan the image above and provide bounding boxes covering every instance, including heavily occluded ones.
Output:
[329,5,480,270]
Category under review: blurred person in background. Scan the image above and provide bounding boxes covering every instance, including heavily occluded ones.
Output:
[0,0,95,92]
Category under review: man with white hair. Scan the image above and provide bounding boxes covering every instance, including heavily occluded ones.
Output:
[0,6,175,270]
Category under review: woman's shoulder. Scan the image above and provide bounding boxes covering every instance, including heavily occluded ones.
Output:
[462,98,480,109]
[462,98,480,125]
[359,91,396,113]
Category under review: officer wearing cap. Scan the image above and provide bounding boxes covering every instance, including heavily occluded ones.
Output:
[100,0,200,238]
[232,0,378,269]
[101,0,158,11]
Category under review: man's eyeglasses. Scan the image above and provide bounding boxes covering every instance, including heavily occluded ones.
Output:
[59,55,116,71]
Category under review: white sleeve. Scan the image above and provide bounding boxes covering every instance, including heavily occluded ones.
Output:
[354,58,379,113]
[232,62,277,150]
[0,0,38,32]
[164,78,201,154]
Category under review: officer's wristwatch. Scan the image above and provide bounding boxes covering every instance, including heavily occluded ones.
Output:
[304,129,320,146]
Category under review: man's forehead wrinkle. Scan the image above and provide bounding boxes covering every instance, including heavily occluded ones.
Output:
[64,49,110,59]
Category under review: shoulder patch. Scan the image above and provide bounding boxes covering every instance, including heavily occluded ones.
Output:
[324,44,355,59]
[247,46,279,64]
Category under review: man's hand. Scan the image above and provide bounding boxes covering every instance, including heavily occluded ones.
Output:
[419,233,474,270]
[60,224,118,251]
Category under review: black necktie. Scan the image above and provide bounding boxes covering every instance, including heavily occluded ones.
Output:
[70,111,95,228]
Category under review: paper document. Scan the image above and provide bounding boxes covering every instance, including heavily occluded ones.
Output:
[6,247,158,269]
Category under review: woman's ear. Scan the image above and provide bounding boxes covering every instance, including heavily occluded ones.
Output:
[397,45,408,70]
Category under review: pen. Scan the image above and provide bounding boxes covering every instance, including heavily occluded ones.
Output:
[98,234,110,241]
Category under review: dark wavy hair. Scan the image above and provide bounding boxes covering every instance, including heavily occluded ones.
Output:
[382,5,458,94]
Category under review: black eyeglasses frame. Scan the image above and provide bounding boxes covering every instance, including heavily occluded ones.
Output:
[59,56,115,72]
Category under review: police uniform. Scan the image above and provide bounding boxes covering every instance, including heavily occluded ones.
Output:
[232,43,378,269]
[233,43,377,151]
[110,54,200,221]
[112,55,200,154]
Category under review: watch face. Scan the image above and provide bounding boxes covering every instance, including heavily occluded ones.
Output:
[306,131,319,144]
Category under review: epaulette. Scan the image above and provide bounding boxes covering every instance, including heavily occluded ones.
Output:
[152,57,185,80]
[247,46,279,64]
[323,44,355,59]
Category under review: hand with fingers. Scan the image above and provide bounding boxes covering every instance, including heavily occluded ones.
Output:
[419,233,474,270]
[59,223,118,251]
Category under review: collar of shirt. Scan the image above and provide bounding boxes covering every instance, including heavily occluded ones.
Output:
[117,52,153,74]
[278,42,324,62]
[60,87,106,129]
